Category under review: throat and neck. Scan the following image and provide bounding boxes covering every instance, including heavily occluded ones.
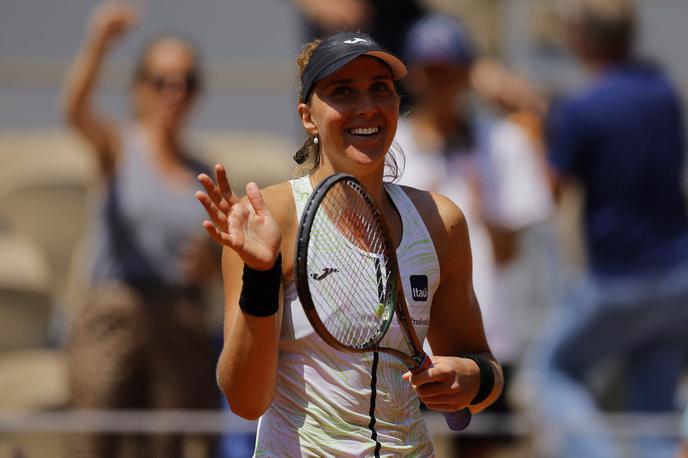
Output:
[310,166,402,248]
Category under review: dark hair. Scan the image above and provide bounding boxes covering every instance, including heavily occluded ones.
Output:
[293,39,403,181]
[562,0,636,61]
[293,39,322,175]
[131,32,204,92]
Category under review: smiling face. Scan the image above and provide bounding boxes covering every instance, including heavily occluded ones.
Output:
[298,56,400,176]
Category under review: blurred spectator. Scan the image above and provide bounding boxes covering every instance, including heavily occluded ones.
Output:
[291,0,426,111]
[395,12,556,452]
[470,57,561,358]
[471,57,548,155]
[526,0,688,457]
[680,406,688,458]
[61,3,219,457]
[292,0,425,59]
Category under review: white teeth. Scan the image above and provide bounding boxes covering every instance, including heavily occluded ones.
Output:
[349,127,379,135]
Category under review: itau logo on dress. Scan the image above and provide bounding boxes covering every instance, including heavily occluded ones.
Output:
[410,275,428,301]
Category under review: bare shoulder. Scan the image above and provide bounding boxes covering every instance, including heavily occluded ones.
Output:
[398,185,470,276]
[399,185,467,239]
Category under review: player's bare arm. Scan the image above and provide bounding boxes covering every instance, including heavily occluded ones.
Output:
[403,187,504,413]
[197,167,294,419]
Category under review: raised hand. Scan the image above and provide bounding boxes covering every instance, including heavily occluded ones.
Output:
[296,0,372,31]
[88,2,139,48]
[196,164,282,271]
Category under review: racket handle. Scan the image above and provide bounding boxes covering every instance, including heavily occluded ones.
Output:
[443,408,472,431]
[415,355,473,431]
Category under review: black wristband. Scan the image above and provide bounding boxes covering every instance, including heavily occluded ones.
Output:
[238,254,282,317]
[463,354,495,405]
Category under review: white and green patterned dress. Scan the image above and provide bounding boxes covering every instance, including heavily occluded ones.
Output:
[253,176,441,458]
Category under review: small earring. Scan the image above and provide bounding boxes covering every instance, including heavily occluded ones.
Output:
[313,135,319,144]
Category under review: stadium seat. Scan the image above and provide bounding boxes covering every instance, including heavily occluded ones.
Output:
[0,231,52,350]
[0,171,90,304]
[0,349,68,410]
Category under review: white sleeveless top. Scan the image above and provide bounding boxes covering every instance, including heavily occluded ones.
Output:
[253,176,440,458]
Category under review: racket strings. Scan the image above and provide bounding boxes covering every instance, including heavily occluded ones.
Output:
[317,186,384,343]
[307,181,395,348]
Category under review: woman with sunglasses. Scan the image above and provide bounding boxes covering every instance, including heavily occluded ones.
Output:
[197,32,503,457]
[62,3,218,457]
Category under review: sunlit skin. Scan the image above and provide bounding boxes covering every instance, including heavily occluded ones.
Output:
[298,56,400,192]
[134,38,198,134]
[194,48,503,424]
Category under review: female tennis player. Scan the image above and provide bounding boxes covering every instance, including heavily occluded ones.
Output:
[197,32,503,457]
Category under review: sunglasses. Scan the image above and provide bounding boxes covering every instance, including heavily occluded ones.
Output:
[142,73,200,94]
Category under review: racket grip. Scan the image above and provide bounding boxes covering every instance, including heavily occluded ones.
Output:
[443,408,472,431]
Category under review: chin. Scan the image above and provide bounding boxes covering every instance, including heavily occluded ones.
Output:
[345,146,388,167]
[159,113,187,131]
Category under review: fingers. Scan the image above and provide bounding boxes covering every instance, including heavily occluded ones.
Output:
[200,197,250,250]
[198,173,230,215]
[413,380,455,398]
[91,2,139,42]
[245,182,270,217]
[407,373,469,411]
[404,357,477,411]
[195,190,227,229]
[202,221,233,247]
[215,164,235,204]
[116,3,139,27]
[198,164,238,214]
[421,401,462,413]
[407,365,452,387]
[203,209,244,249]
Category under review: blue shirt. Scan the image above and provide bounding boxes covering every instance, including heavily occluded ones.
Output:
[547,62,688,276]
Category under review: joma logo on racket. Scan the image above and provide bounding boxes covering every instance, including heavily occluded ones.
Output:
[311,268,339,281]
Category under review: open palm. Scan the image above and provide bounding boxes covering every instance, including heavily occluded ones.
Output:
[196,164,281,270]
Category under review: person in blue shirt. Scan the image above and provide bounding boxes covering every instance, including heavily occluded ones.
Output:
[526,1,688,457]
[680,406,688,458]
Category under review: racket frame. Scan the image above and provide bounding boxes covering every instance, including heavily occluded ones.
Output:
[295,172,473,431]
[295,173,427,371]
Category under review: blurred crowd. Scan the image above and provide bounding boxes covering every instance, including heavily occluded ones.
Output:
[1,0,687,457]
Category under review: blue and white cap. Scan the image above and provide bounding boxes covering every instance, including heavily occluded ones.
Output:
[405,14,475,66]
[300,32,408,103]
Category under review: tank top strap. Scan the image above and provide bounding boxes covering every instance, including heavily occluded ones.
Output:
[289,175,313,221]
[384,182,437,256]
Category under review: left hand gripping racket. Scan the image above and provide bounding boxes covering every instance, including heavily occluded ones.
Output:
[295,173,472,431]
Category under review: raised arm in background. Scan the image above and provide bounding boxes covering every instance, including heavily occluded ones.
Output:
[62,3,138,174]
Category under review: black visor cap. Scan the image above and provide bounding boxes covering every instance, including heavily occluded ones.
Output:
[300,32,407,103]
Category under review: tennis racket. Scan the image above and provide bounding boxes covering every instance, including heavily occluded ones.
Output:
[295,173,472,431]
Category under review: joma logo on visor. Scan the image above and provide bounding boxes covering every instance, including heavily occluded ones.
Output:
[344,38,369,45]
